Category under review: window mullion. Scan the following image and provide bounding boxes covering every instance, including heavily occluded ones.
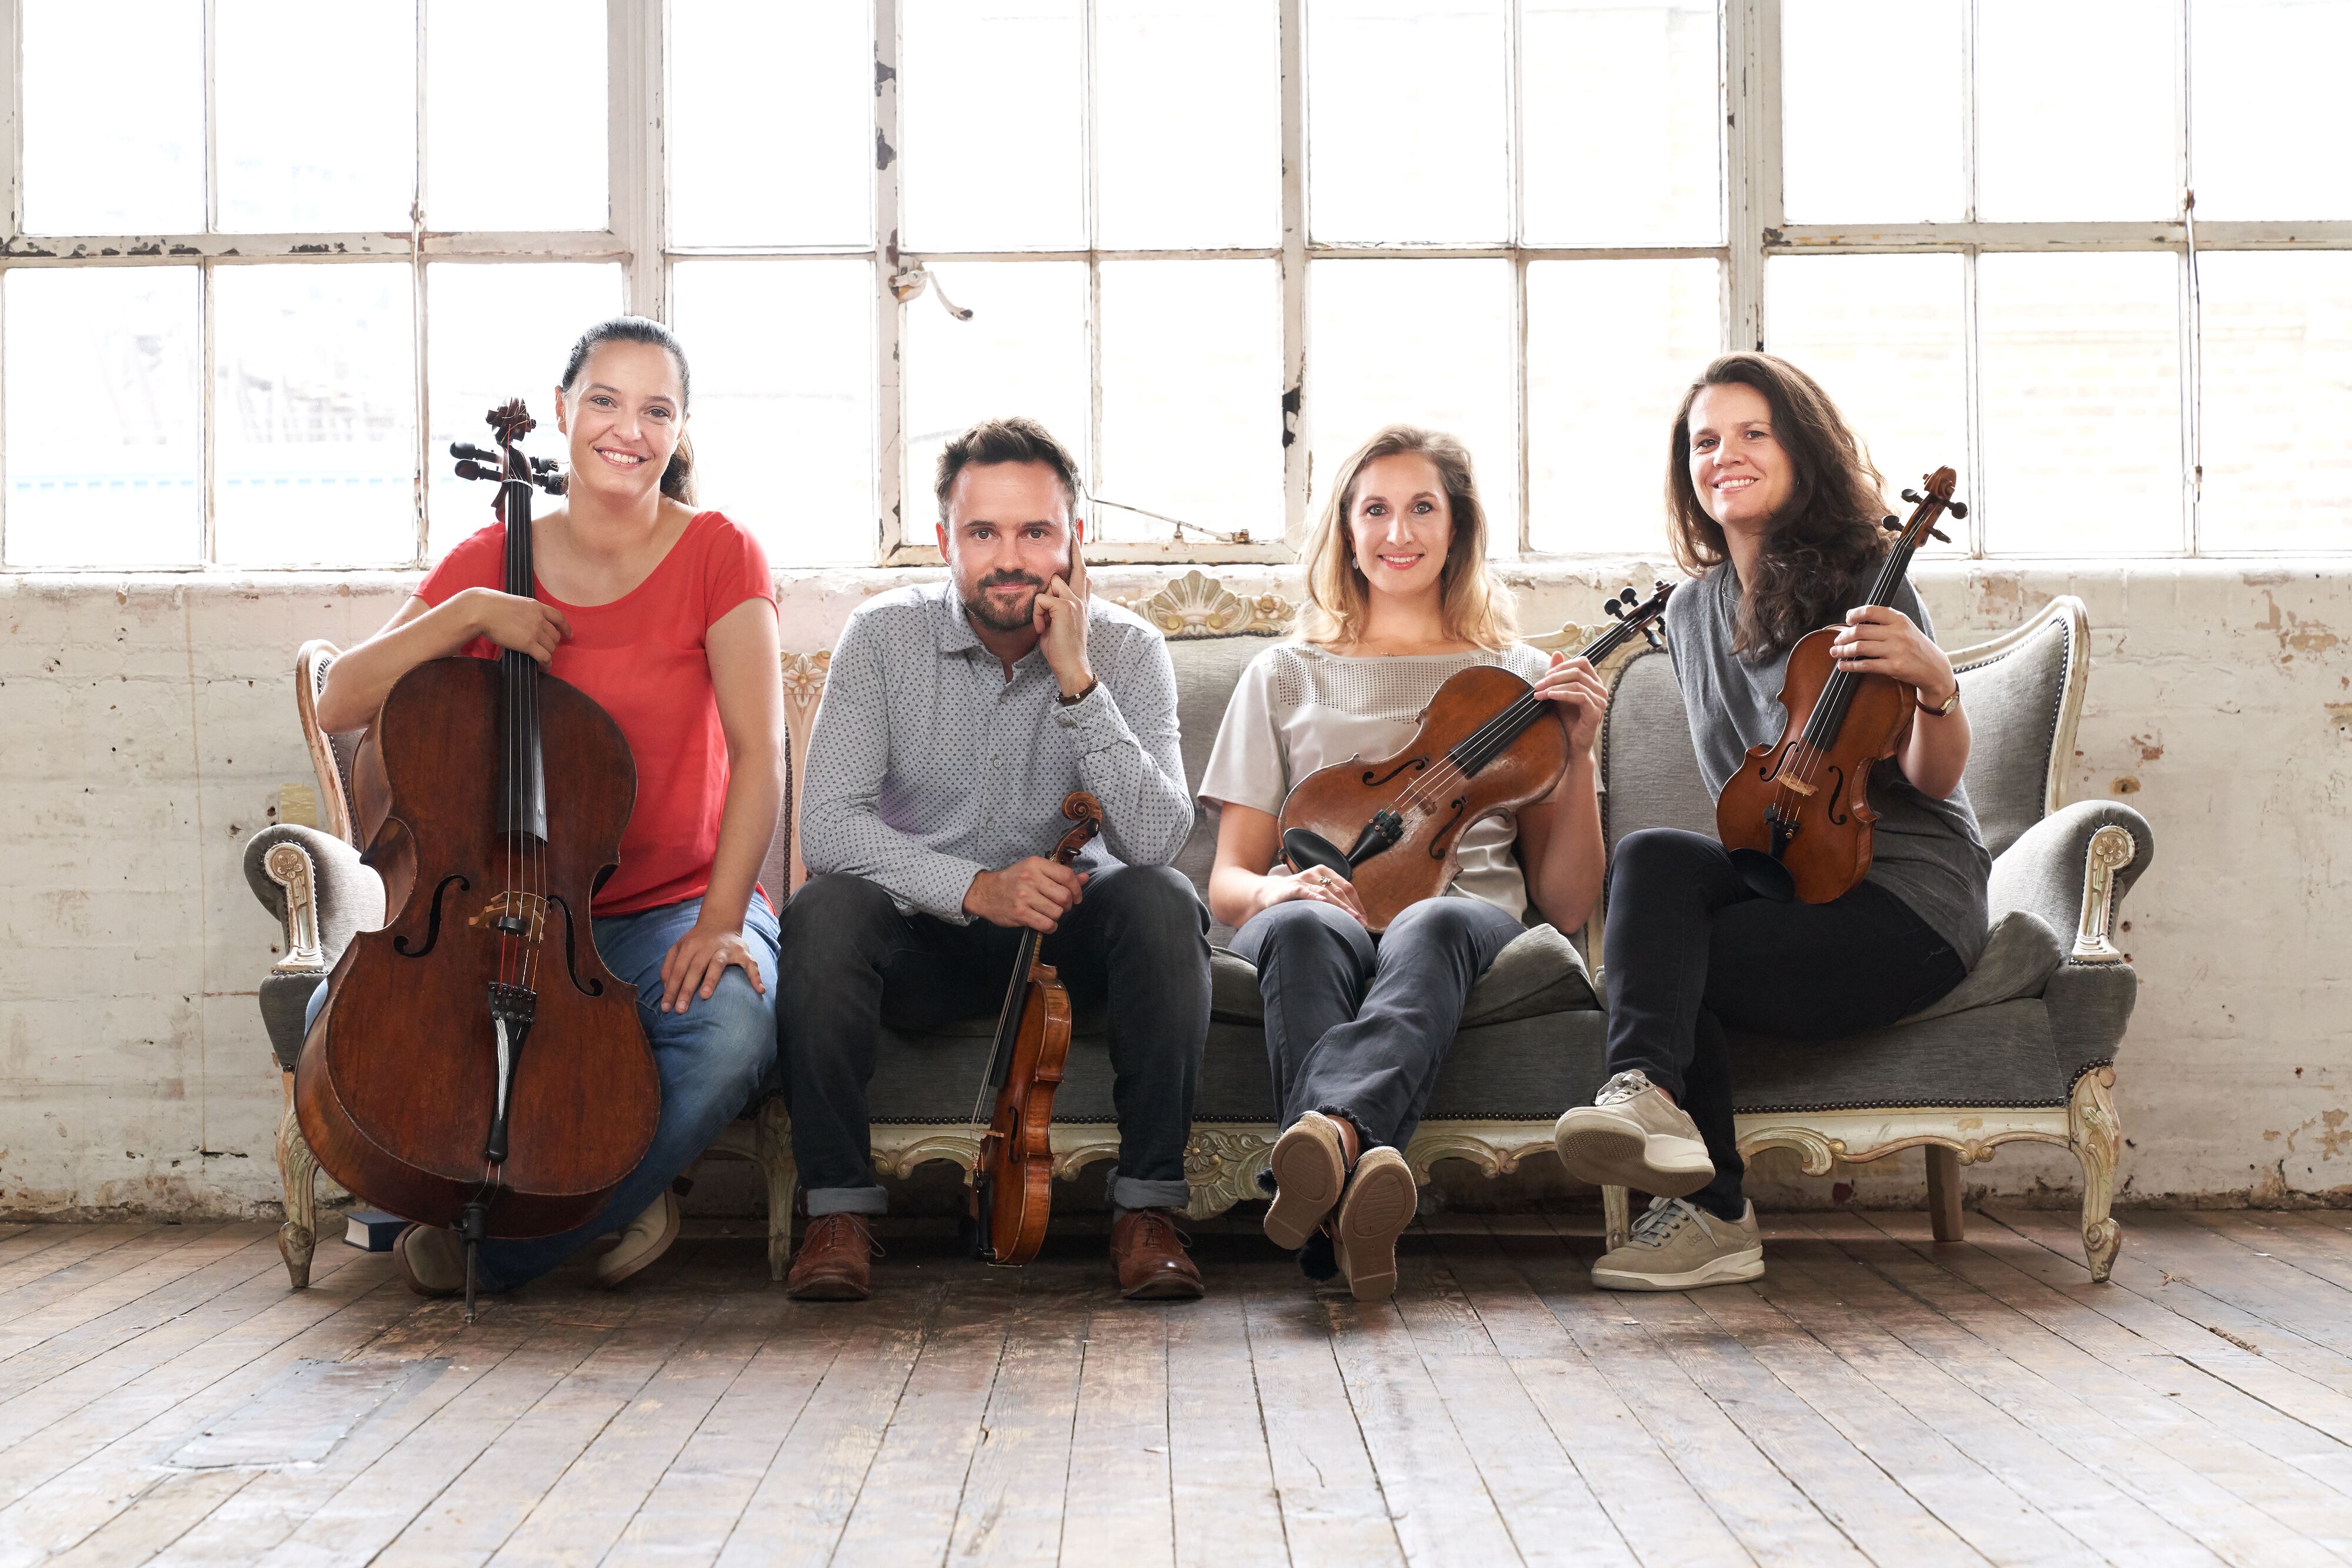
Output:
[1508,0,1527,555]
[1083,0,1102,522]
[200,0,218,566]
[1279,0,1307,553]
[2177,0,2199,556]
[874,0,904,561]
[1725,0,1771,357]
[1962,0,1985,554]
[411,1,428,567]
[612,0,664,320]
[0,0,17,565]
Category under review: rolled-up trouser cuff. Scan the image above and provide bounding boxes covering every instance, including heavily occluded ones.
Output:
[1109,1171,1191,1215]
[806,1185,889,1218]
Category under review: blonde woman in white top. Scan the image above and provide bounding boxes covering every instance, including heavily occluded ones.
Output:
[1197,426,1610,1299]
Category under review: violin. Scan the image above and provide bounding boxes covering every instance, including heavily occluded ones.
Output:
[296,400,660,1318]
[1716,467,1968,904]
[968,791,1103,1266]
[1278,582,1674,932]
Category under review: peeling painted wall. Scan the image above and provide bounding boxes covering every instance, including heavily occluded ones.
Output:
[3,559,2346,1218]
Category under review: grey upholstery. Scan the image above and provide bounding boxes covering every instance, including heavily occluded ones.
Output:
[249,592,2153,1148]
[243,824,385,1072]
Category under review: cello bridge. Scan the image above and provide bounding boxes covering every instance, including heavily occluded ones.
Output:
[471,891,549,942]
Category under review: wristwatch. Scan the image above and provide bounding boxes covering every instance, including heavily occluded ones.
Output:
[1915,681,1961,718]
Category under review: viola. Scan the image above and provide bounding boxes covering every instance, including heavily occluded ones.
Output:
[1278,582,1674,932]
[1715,467,1968,904]
[296,400,660,1317]
[968,791,1103,1266]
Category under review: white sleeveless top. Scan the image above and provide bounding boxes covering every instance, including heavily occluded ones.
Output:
[1197,641,1553,920]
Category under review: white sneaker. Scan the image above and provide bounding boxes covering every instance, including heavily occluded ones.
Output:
[1591,1196,1763,1292]
[1552,1069,1715,1198]
[596,1191,680,1288]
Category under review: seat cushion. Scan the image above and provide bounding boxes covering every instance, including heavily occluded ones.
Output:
[1729,998,2068,1113]
[1898,908,2063,1024]
[1207,922,1596,1027]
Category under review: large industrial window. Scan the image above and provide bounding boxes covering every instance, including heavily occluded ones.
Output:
[2,0,2343,570]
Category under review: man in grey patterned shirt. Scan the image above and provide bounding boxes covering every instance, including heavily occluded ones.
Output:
[777,417,1211,1302]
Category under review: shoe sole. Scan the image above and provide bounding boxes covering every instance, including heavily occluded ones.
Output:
[596,1195,681,1289]
[1552,1112,1713,1200]
[786,1272,872,1302]
[1591,1246,1765,1292]
[1331,1149,1416,1302]
[393,1226,462,1299]
[1121,1271,1205,1302]
[1263,1117,1348,1251]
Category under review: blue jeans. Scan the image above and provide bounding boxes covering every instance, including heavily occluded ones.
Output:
[305,892,780,1290]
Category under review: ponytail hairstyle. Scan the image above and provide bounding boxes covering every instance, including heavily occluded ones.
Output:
[1665,352,1887,662]
[559,315,695,504]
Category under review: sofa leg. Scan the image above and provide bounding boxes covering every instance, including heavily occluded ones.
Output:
[757,1098,797,1282]
[1603,1185,1631,1253]
[2069,1065,2123,1282]
[1925,1145,1966,1242]
[276,1082,319,1289]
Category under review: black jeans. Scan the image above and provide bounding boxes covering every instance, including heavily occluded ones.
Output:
[777,865,1211,1216]
[1603,828,1966,1221]
[1231,894,1525,1152]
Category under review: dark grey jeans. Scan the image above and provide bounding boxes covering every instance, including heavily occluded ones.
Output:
[1602,828,1967,1222]
[1231,894,1525,1152]
[777,864,1211,1217]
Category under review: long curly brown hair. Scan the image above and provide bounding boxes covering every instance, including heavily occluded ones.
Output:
[1665,353,1889,661]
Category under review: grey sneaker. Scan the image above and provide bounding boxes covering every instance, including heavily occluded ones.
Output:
[596,1191,681,1288]
[1591,1196,1763,1292]
[1552,1069,1714,1198]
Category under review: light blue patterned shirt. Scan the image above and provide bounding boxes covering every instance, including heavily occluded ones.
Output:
[799,580,1194,924]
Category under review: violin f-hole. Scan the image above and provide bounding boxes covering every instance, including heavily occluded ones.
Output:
[393,873,470,958]
[1424,797,1469,860]
[1361,757,1429,789]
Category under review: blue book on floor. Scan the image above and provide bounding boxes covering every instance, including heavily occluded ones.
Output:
[344,1210,404,1251]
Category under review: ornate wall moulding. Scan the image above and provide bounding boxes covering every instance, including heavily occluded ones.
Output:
[1115,570,1295,638]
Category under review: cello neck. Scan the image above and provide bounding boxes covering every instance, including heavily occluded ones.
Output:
[491,404,547,845]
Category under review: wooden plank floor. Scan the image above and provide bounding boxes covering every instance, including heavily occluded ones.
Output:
[5,1211,2352,1566]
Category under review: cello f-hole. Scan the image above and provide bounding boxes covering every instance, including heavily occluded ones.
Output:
[549,894,606,997]
[393,873,470,958]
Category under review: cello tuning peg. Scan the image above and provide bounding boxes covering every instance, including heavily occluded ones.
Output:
[453,458,498,482]
[529,456,560,475]
[450,441,496,462]
[1882,514,1902,531]
[1946,500,1969,520]
[1901,487,1923,504]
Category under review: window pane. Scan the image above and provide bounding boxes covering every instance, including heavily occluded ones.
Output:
[1307,1,1508,244]
[1767,253,1969,553]
[4,269,201,567]
[217,1,416,232]
[1309,259,1516,548]
[1522,1,1721,246]
[904,264,1089,540]
[213,264,417,566]
[427,0,606,231]
[426,263,626,561]
[2191,0,2352,220]
[21,0,203,236]
[901,1,1083,250]
[1978,253,2183,554]
[1977,0,2174,222]
[2198,252,2352,551]
[1096,0,1279,248]
[1527,259,1720,553]
[1097,261,1284,546]
[1780,0,1963,224]
[670,0,872,246]
[671,259,877,566]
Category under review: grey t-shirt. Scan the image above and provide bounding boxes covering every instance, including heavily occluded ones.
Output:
[1665,563,1990,967]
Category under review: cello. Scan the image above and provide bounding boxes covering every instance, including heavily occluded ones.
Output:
[296,400,660,1318]
[1715,467,1967,904]
[1277,581,1673,932]
[967,791,1102,1265]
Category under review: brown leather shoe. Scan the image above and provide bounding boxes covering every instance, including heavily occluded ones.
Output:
[1111,1208,1205,1300]
[787,1213,877,1301]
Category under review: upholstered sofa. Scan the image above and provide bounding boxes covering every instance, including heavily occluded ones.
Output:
[246,572,2150,1286]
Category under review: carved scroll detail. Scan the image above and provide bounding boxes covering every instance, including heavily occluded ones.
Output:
[2070,1066,2123,1281]
[276,1093,319,1288]
[1116,570,1294,638]
[262,841,325,972]
[1185,1127,1275,1219]
[2073,824,2137,964]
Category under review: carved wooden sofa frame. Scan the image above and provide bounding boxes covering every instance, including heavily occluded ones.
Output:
[248,574,2145,1286]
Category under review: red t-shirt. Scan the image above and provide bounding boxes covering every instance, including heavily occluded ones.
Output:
[417,510,776,917]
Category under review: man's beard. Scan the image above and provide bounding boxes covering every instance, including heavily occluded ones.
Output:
[963,571,1044,633]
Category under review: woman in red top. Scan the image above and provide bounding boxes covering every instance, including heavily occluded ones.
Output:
[314,316,785,1297]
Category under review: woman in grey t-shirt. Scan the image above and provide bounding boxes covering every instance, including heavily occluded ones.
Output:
[1552,353,1984,1293]
[1199,426,1610,1302]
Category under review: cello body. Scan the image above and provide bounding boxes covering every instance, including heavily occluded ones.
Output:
[296,400,660,1256]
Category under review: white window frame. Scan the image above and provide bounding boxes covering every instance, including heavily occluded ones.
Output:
[3,0,2346,571]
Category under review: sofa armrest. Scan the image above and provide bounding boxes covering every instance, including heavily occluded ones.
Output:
[1986,800,2154,965]
[243,824,385,972]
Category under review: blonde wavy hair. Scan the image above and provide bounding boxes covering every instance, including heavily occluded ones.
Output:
[1298,425,1518,650]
